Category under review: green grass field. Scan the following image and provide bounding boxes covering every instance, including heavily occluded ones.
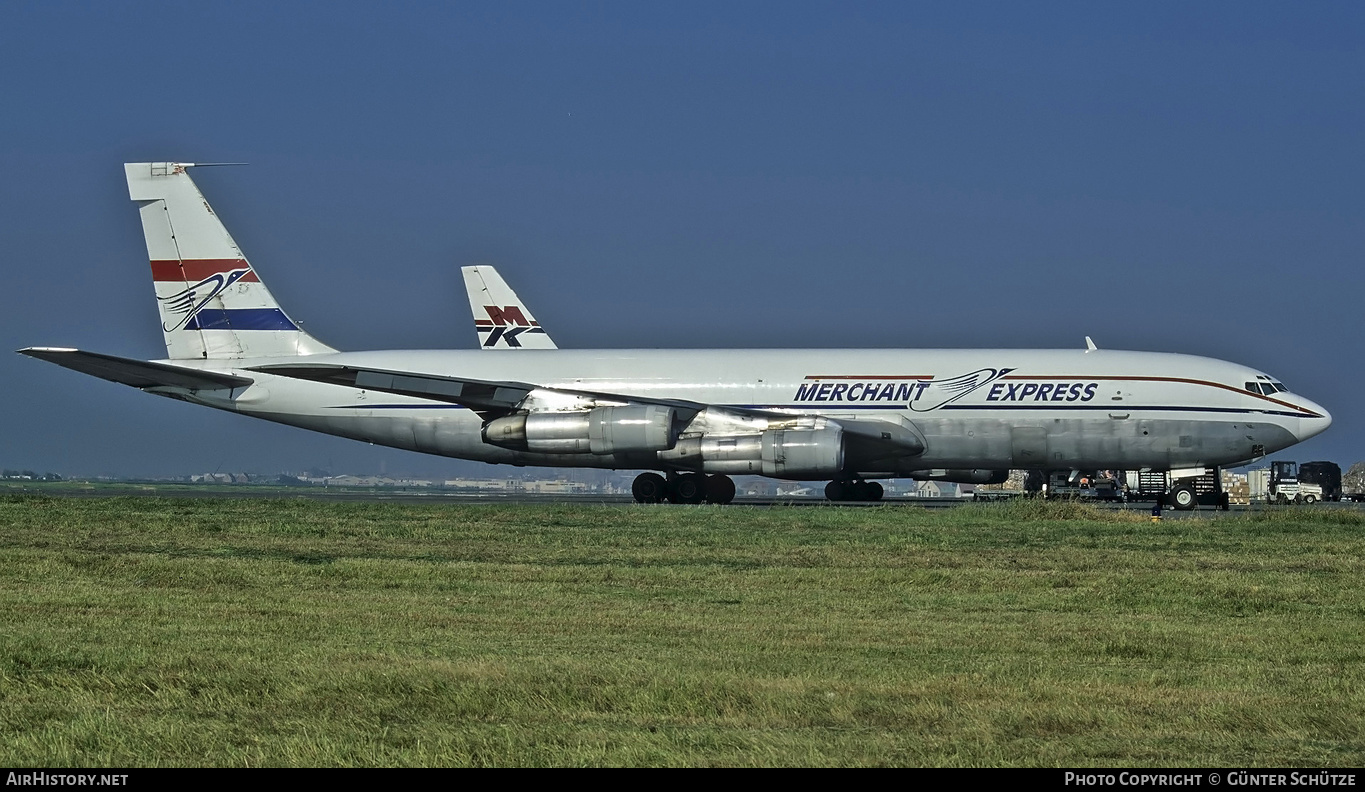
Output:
[1,495,1362,767]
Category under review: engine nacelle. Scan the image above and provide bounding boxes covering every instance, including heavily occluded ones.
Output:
[762,427,844,478]
[908,469,1009,485]
[660,427,845,479]
[483,405,676,455]
[663,434,764,474]
[483,412,590,453]
[588,405,676,455]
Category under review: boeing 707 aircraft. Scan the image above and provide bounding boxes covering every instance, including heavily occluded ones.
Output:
[20,162,1331,506]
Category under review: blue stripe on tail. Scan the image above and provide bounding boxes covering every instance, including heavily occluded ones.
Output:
[185,308,299,331]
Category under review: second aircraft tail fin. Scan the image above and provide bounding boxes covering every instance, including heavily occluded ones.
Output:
[461,265,557,349]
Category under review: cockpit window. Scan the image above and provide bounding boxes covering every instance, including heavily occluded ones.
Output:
[1247,378,1289,395]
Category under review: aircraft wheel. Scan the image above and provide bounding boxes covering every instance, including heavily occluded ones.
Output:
[825,480,848,502]
[865,481,884,501]
[632,472,667,504]
[1171,485,1198,511]
[669,473,707,504]
[705,474,736,505]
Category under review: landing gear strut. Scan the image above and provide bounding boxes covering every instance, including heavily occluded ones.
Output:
[825,479,884,502]
[631,472,736,505]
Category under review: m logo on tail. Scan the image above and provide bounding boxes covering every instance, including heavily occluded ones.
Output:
[461,265,559,350]
[476,305,548,348]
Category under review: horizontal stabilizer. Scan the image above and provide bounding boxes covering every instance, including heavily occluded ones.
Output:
[18,348,253,390]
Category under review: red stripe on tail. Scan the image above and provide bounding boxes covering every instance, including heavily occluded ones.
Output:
[150,259,260,282]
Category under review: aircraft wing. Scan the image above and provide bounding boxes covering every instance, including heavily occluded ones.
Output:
[253,362,925,457]
[19,348,253,390]
[252,363,707,417]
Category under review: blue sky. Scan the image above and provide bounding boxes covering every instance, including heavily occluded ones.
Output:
[2,2,1362,477]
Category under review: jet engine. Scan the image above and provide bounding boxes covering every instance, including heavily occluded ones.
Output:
[483,405,677,454]
[660,426,846,479]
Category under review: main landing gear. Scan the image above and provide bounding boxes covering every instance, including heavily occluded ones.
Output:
[632,472,737,505]
[825,479,884,502]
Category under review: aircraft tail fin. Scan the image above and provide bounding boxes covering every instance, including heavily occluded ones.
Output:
[125,162,336,360]
[461,265,557,349]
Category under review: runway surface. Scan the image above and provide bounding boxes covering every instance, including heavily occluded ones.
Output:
[8,482,1365,516]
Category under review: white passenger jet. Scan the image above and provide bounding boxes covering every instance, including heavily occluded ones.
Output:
[20,163,1331,507]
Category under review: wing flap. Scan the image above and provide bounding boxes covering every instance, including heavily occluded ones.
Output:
[354,369,530,411]
[19,347,253,390]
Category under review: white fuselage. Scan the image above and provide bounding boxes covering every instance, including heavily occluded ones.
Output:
[28,163,1332,488]
[168,347,1330,478]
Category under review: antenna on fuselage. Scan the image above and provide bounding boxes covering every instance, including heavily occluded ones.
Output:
[1085,336,1098,352]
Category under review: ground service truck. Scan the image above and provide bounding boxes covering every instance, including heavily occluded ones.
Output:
[1259,461,1325,504]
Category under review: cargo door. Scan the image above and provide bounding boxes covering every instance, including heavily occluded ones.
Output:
[1011,426,1048,467]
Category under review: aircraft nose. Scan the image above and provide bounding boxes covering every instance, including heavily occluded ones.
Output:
[1296,397,1332,441]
